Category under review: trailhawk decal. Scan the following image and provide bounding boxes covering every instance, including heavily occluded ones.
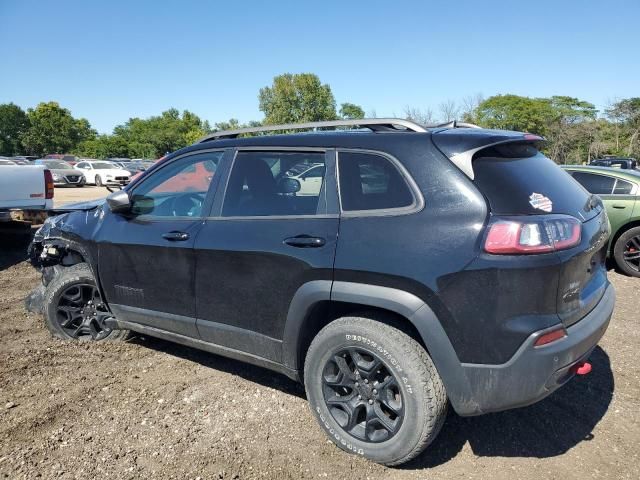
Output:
[529,192,553,212]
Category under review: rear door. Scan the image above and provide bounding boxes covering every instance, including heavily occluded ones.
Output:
[194,148,339,362]
[97,150,226,337]
[569,170,636,232]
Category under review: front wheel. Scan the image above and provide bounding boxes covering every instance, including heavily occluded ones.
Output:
[95,175,103,187]
[304,316,447,466]
[613,226,640,277]
[43,263,129,341]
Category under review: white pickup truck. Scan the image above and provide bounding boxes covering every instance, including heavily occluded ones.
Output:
[0,165,54,223]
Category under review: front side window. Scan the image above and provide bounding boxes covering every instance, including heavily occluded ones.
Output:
[572,172,615,195]
[338,151,414,212]
[130,151,222,217]
[222,151,326,216]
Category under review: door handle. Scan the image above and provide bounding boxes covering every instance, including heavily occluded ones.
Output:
[162,231,190,241]
[284,235,326,248]
[611,204,626,209]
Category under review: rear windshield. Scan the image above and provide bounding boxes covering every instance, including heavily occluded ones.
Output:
[472,144,597,219]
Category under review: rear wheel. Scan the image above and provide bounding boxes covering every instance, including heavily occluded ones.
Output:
[304,316,447,466]
[613,226,640,277]
[95,175,103,187]
[43,263,129,341]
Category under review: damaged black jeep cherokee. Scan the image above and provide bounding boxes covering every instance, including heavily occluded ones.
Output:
[26,119,615,465]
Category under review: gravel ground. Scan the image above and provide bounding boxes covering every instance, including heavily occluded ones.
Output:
[0,228,638,479]
[52,185,108,207]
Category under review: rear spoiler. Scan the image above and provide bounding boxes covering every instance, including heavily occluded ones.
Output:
[432,128,545,179]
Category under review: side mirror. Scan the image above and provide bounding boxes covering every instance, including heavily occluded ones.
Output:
[277,177,301,194]
[106,190,131,213]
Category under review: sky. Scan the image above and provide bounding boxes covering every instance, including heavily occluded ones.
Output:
[1,0,638,134]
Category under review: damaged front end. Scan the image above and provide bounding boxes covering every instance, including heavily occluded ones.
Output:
[26,200,106,314]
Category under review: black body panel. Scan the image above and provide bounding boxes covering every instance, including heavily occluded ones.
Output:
[194,217,338,361]
[96,214,202,337]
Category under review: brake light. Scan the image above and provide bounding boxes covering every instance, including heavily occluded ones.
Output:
[534,327,567,347]
[484,215,581,254]
[44,169,54,199]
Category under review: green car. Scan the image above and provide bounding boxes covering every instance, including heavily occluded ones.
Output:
[561,165,640,277]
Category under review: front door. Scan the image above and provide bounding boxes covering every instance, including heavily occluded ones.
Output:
[97,150,226,337]
[194,149,339,362]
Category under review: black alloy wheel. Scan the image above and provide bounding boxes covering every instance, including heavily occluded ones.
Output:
[622,235,640,272]
[321,347,404,443]
[55,283,113,340]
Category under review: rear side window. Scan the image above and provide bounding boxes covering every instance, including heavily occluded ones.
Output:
[472,144,594,218]
[571,172,615,194]
[338,151,414,212]
[613,179,634,195]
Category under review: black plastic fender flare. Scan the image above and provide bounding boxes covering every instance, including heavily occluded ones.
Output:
[282,280,480,415]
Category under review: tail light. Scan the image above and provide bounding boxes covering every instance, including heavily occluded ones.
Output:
[484,215,581,254]
[44,169,54,199]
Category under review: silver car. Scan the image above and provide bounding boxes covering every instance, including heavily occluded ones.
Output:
[35,160,86,187]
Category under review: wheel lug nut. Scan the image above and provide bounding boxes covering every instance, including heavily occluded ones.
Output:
[373,389,377,394]
[364,379,369,384]
[358,395,362,400]
[355,382,358,386]
[368,399,373,405]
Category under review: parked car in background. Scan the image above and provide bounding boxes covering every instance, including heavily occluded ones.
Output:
[28,118,614,466]
[34,160,86,187]
[0,157,17,165]
[74,160,131,186]
[45,154,79,166]
[12,155,39,162]
[0,164,53,223]
[107,157,132,164]
[562,165,640,277]
[590,157,638,170]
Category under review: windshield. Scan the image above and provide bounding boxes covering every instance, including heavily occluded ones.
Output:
[93,162,116,170]
[45,161,72,169]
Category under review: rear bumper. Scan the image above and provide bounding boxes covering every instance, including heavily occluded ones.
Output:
[459,283,615,415]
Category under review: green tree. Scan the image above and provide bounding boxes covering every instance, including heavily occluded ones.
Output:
[339,102,365,120]
[475,94,555,135]
[258,73,337,125]
[0,103,29,156]
[112,108,209,157]
[607,98,640,156]
[21,102,96,156]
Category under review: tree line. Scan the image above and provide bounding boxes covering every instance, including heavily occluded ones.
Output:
[1,73,638,164]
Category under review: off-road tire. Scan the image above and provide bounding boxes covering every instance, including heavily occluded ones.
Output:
[304,315,447,466]
[43,263,130,341]
[613,226,640,278]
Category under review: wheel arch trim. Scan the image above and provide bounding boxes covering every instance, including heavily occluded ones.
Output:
[282,280,479,415]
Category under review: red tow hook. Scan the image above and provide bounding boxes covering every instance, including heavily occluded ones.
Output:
[572,361,592,375]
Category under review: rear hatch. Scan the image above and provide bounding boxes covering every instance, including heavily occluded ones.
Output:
[434,131,610,327]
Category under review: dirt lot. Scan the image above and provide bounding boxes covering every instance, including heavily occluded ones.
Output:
[0,228,638,480]
[53,185,109,207]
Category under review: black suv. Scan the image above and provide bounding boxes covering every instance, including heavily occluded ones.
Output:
[590,157,638,169]
[26,119,615,465]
